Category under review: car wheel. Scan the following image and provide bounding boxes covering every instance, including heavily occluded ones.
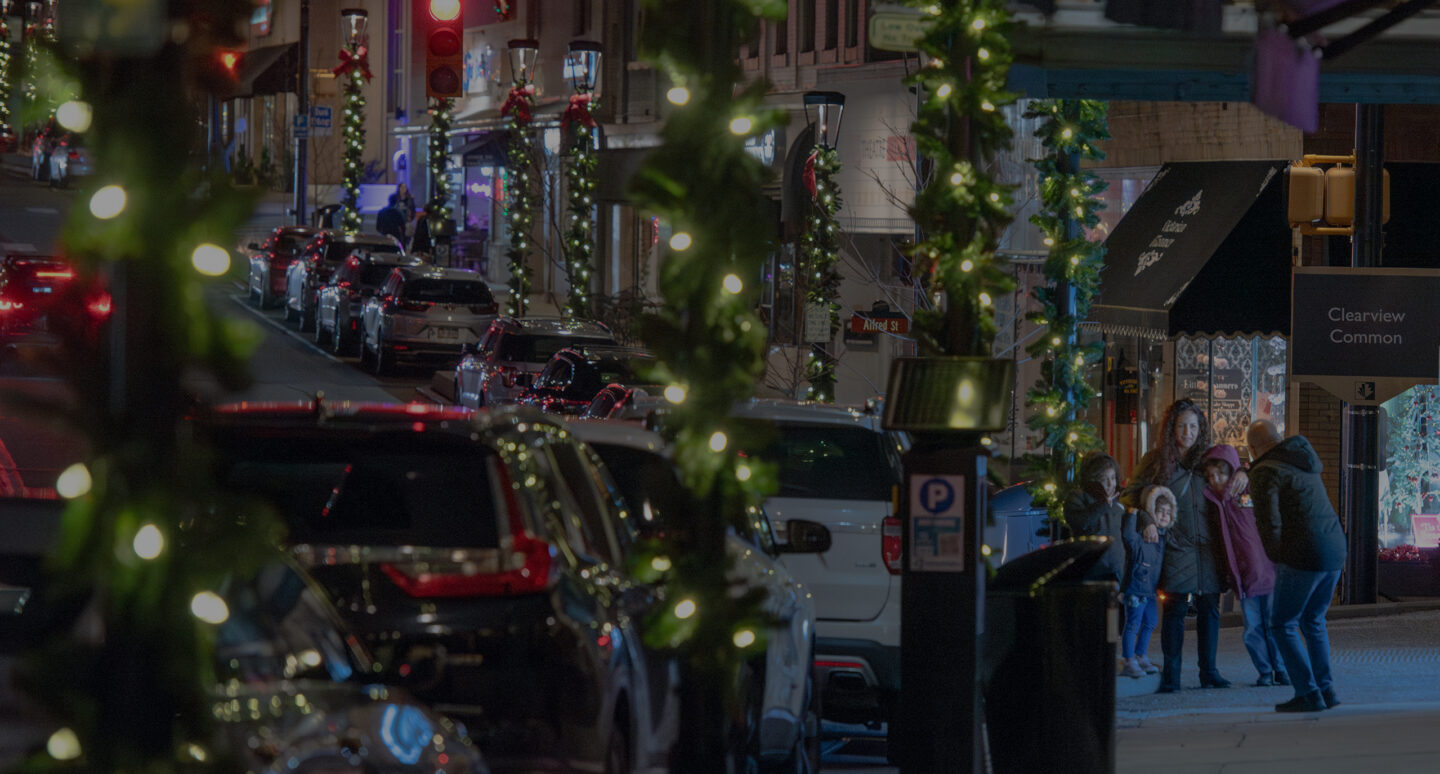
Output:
[372,340,389,376]
[333,323,350,356]
[298,303,315,332]
[249,284,262,307]
[314,315,331,347]
[604,709,631,774]
[283,301,297,323]
[764,669,822,774]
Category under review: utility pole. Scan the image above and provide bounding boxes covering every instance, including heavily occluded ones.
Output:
[1343,103,1383,604]
[293,0,310,226]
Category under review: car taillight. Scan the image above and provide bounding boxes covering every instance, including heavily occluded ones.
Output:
[86,293,112,318]
[499,367,517,388]
[468,303,497,314]
[399,298,432,312]
[380,459,552,598]
[882,516,902,575]
[68,151,79,161]
[0,298,23,312]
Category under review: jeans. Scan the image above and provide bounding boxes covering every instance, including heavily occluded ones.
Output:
[1121,595,1158,659]
[1270,564,1341,699]
[1159,591,1221,688]
[1240,594,1284,678]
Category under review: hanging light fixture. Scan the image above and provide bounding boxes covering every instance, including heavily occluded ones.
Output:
[803,91,847,151]
[25,1,40,22]
[507,38,540,87]
[340,7,368,48]
[566,40,602,95]
[1,1,14,18]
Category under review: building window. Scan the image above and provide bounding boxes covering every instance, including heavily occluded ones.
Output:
[1174,334,1287,448]
[773,19,787,56]
[846,0,858,47]
[387,0,403,117]
[799,1,815,53]
[825,0,838,50]
[573,0,591,36]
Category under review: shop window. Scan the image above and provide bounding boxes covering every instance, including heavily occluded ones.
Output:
[799,2,815,53]
[846,0,859,47]
[1174,335,1286,449]
[773,19,787,56]
[1381,386,1440,555]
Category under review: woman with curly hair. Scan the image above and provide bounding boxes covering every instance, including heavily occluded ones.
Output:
[1122,398,1246,694]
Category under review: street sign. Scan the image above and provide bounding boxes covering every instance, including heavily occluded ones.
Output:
[850,311,909,335]
[803,303,832,343]
[292,114,308,139]
[869,4,932,53]
[909,474,966,572]
[311,105,332,128]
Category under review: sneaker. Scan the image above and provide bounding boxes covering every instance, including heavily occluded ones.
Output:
[1200,673,1232,689]
[1275,672,1291,686]
[1120,658,1145,679]
[1321,687,1341,709]
[1255,673,1275,687]
[1135,655,1160,674]
[1276,691,1325,713]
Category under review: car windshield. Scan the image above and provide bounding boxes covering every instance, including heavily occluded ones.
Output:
[746,424,900,501]
[213,434,501,548]
[401,279,494,305]
[499,334,613,364]
[275,234,310,254]
[358,264,395,286]
[593,358,650,385]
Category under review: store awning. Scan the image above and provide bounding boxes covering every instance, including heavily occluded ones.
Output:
[456,133,508,167]
[1090,160,1292,340]
[234,42,298,98]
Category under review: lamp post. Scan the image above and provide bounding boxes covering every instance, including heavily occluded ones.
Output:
[503,38,540,316]
[0,0,13,148]
[507,37,539,88]
[799,90,846,402]
[337,7,369,234]
[561,40,602,318]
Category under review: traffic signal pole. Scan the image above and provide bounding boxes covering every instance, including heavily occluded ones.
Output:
[293,0,309,226]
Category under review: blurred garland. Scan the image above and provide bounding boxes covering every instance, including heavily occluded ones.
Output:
[428,97,453,220]
[905,0,1016,357]
[1021,99,1110,519]
[626,0,785,768]
[0,17,11,142]
[336,38,369,234]
[22,20,40,106]
[801,146,842,401]
[502,84,536,315]
[10,1,284,771]
[562,94,597,318]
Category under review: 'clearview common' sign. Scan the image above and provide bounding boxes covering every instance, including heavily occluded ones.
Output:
[1291,267,1440,405]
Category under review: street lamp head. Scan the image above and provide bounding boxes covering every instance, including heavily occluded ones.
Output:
[508,38,541,87]
[25,1,39,22]
[340,8,369,48]
[566,41,602,95]
[803,91,846,151]
[0,1,13,19]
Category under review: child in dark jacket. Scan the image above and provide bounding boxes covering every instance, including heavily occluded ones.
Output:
[1063,452,1126,583]
[1202,443,1289,687]
[1120,485,1174,678]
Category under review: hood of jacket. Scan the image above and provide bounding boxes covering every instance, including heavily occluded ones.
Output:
[1257,435,1323,475]
[1201,443,1242,473]
[1142,484,1176,517]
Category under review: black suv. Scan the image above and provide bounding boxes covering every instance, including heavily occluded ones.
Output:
[195,402,680,772]
[518,345,657,416]
[283,230,405,331]
[453,315,617,408]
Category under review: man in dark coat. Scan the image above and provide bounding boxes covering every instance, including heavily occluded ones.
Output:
[1246,420,1348,713]
[376,193,407,244]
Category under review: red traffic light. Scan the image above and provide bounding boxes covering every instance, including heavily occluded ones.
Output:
[424,0,463,98]
[218,50,242,79]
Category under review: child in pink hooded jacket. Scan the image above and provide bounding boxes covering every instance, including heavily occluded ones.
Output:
[1202,443,1289,687]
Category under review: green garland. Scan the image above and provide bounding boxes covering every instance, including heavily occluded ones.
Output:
[906,0,1016,358]
[0,19,11,142]
[562,101,598,318]
[428,97,453,219]
[502,85,536,316]
[801,146,843,401]
[1021,99,1110,520]
[22,21,39,106]
[12,2,282,771]
[338,39,367,234]
[626,0,785,767]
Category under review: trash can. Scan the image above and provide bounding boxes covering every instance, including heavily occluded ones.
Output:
[983,539,1117,774]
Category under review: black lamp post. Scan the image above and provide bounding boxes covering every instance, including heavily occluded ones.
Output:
[803,90,846,150]
[507,38,540,87]
[340,7,367,47]
[566,40,602,96]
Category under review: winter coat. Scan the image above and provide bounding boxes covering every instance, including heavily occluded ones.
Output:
[1201,444,1276,598]
[1249,435,1348,572]
[376,206,407,243]
[1121,496,1167,600]
[1063,488,1126,583]
[1124,448,1224,595]
[410,215,433,255]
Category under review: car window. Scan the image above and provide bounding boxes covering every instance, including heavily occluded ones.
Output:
[214,562,365,685]
[400,279,494,304]
[746,423,900,501]
[276,234,309,254]
[358,263,394,286]
[380,272,402,296]
[536,358,573,389]
[543,440,622,564]
[586,392,617,418]
[498,334,610,364]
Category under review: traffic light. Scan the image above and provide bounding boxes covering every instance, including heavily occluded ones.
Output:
[424,0,463,99]
[217,49,243,81]
[1286,155,1390,234]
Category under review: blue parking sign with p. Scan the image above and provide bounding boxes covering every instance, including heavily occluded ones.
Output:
[908,474,966,572]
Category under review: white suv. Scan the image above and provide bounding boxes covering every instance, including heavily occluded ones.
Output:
[730,399,907,728]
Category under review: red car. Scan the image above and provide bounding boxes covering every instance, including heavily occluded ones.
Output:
[0,254,110,361]
[245,225,317,309]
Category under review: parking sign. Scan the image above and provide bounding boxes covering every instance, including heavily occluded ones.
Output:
[909,474,966,572]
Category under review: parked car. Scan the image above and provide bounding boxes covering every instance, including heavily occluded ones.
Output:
[517,345,657,416]
[195,401,681,772]
[313,248,422,355]
[284,230,404,331]
[0,254,109,361]
[583,383,664,422]
[47,136,90,188]
[453,316,617,409]
[567,419,829,772]
[359,265,498,375]
[0,497,489,774]
[730,399,908,729]
[987,482,1052,565]
[245,225,317,308]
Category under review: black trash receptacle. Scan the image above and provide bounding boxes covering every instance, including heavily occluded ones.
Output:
[984,539,1117,774]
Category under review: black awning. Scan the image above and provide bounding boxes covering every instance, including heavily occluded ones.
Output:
[234,43,298,98]
[456,132,507,167]
[1091,160,1291,339]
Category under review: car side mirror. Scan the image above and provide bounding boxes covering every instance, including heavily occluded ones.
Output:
[777,519,832,554]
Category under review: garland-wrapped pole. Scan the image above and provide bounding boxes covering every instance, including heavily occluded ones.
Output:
[0,14,12,145]
[428,96,453,218]
[502,82,536,316]
[1021,99,1110,527]
[626,0,785,769]
[333,17,371,235]
[562,92,598,318]
[801,145,843,401]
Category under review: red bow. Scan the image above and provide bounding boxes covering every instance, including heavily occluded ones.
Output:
[562,94,597,130]
[502,85,535,124]
[332,45,373,82]
[803,151,818,199]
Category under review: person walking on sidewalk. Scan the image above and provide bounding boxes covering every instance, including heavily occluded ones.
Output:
[1245,420,1348,713]
[1124,398,1244,693]
[1119,485,1173,678]
[1202,443,1289,688]
[1064,451,1127,583]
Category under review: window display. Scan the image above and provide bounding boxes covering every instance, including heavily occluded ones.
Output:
[1174,334,1286,448]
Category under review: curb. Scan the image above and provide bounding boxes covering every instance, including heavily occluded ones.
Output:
[1190,598,1440,631]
